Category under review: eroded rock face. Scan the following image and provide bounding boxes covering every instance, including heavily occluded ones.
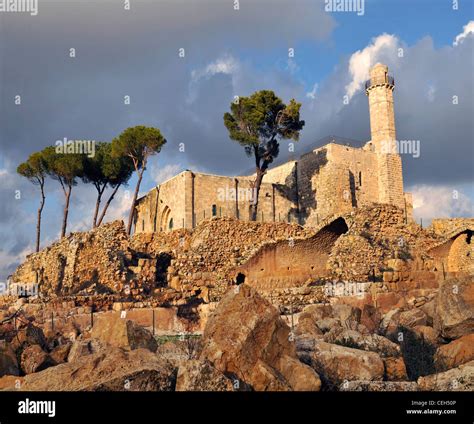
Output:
[20,345,53,375]
[418,360,474,391]
[434,334,474,371]
[324,329,401,358]
[433,277,474,339]
[0,343,19,377]
[340,381,418,392]
[176,360,233,391]
[297,338,384,388]
[91,314,158,352]
[12,347,176,391]
[200,284,321,391]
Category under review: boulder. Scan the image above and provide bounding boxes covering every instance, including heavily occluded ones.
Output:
[15,347,176,391]
[67,339,106,362]
[0,343,19,377]
[398,309,428,329]
[297,339,384,388]
[176,360,233,391]
[412,325,439,347]
[340,381,418,391]
[200,284,321,391]
[360,304,382,334]
[91,314,158,352]
[294,315,323,339]
[324,329,401,358]
[417,360,474,391]
[10,323,47,352]
[433,277,474,339]
[332,304,361,325]
[301,304,333,321]
[49,344,72,365]
[20,345,54,375]
[315,318,341,334]
[383,357,408,381]
[434,334,474,371]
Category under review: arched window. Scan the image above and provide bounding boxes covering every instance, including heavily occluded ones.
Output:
[212,204,217,217]
[168,218,173,230]
[359,171,362,186]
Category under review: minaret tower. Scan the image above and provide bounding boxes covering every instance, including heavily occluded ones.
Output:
[365,63,396,151]
[365,63,405,210]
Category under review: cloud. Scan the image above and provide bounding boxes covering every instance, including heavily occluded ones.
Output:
[411,184,474,224]
[453,20,474,46]
[151,163,183,185]
[345,34,398,99]
[191,55,239,82]
[306,83,319,100]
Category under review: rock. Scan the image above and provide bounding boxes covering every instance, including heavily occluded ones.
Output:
[434,334,474,371]
[200,284,320,391]
[17,347,176,391]
[324,329,401,358]
[315,318,341,333]
[294,315,323,338]
[49,344,72,365]
[433,277,474,339]
[340,381,418,391]
[417,360,474,391]
[297,339,384,388]
[20,345,54,375]
[278,354,321,391]
[398,309,428,328]
[332,304,361,325]
[379,308,402,340]
[0,375,23,390]
[383,357,408,381]
[360,304,382,333]
[0,343,19,377]
[10,323,47,352]
[91,314,158,352]
[412,325,439,347]
[301,303,333,321]
[176,360,234,391]
[67,339,106,362]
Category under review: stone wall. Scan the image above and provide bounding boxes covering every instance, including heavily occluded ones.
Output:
[11,221,130,297]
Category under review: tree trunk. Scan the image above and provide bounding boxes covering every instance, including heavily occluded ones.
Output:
[61,185,72,238]
[92,185,106,228]
[127,171,143,235]
[250,168,265,221]
[36,184,45,252]
[97,183,121,227]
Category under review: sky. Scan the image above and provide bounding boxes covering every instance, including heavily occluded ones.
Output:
[0,0,473,280]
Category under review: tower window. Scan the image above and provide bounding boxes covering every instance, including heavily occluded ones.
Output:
[212,204,217,216]
[142,219,145,231]
[359,171,362,186]
[168,218,173,230]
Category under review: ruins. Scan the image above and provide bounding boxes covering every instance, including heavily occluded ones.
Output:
[134,63,413,233]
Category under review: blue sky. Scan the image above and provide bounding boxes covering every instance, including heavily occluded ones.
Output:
[0,0,473,280]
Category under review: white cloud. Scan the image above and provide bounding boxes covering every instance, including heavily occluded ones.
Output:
[306,82,319,100]
[191,54,239,82]
[345,33,398,99]
[411,185,474,224]
[453,20,474,46]
[152,163,183,185]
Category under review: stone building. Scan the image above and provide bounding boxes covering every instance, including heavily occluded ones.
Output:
[134,63,413,233]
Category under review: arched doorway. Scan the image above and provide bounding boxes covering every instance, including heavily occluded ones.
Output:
[160,206,172,232]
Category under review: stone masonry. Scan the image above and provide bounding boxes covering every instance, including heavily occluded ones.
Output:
[135,63,413,234]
